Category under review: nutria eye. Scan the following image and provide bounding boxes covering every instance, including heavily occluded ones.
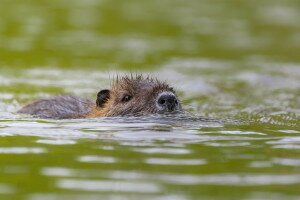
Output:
[122,95,132,102]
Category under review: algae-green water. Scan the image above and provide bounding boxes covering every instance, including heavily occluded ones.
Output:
[0,0,300,200]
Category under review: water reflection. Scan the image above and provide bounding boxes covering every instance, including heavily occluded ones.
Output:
[145,158,206,165]
[157,174,300,185]
[78,155,117,164]
[0,184,15,194]
[42,167,300,186]
[29,194,187,200]
[57,179,160,193]
[0,147,46,154]
[132,147,190,154]
[36,139,77,145]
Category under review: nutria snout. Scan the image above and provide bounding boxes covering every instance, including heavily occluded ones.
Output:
[157,92,181,113]
[18,75,182,119]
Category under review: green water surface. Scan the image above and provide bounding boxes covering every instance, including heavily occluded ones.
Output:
[0,0,300,200]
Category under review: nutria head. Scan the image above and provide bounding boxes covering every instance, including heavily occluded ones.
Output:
[95,75,182,117]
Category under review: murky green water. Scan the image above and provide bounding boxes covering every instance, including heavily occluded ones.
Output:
[0,0,300,199]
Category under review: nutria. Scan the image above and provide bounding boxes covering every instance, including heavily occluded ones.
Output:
[18,75,182,119]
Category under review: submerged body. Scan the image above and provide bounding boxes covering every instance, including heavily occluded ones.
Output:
[18,75,182,119]
[18,95,94,119]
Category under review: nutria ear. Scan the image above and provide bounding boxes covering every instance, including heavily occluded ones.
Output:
[96,89,110,107]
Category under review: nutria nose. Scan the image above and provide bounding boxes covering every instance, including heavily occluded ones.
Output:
[157,92,179,112]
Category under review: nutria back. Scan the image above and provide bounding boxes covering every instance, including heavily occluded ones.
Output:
[18,95,94,119]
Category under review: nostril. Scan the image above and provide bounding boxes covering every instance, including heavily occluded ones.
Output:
[159,99,166,105]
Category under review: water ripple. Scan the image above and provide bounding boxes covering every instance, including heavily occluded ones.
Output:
[157,174,300,185]
[29,194,187,200]
[36,139,77,145]
[77,155,117,164]
[57,179,160,193]
[0,147,46,154]
[0,183,15,194]
[145,158,206,165]
[132,147,190,154]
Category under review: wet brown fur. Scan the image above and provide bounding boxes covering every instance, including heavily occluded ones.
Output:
[18,75,180,119]
[87,75,177,117]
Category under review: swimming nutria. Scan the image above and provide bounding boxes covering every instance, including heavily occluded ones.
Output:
[18,75,182,119]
